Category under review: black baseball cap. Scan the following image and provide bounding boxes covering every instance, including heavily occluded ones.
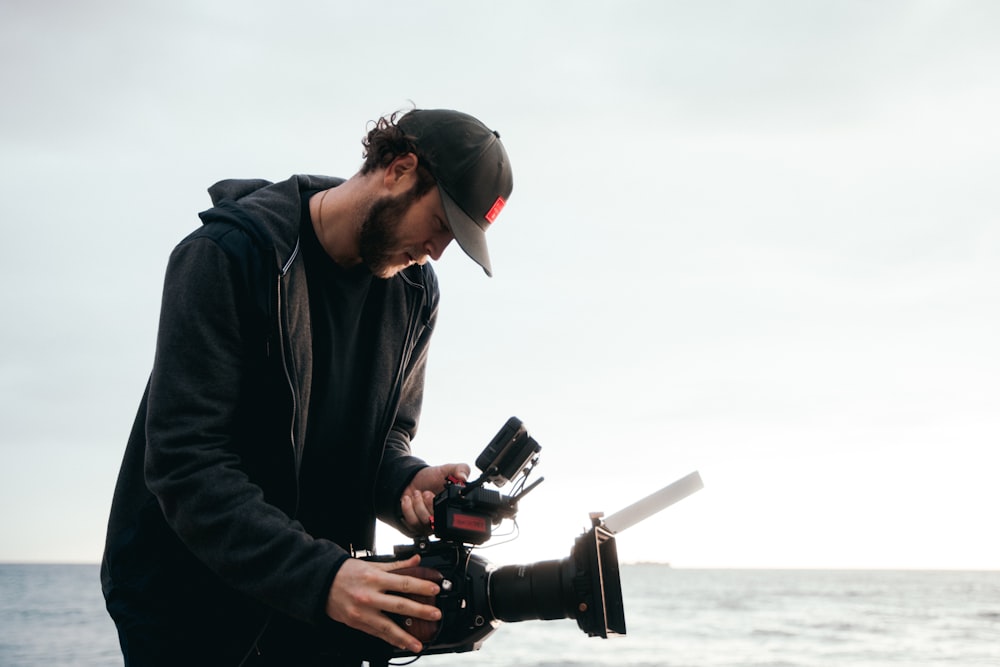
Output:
[398,109,513,276]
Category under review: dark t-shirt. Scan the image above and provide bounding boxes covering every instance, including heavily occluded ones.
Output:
[257,196,372,661]
[297,189,384,550]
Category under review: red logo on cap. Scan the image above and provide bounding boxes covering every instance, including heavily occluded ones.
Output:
[484,196,506,224]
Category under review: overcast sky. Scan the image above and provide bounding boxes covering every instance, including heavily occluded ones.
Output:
[1,0,998,570]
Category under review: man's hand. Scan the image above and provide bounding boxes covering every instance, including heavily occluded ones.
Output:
[400,463,471,535]
[326,555,441,654]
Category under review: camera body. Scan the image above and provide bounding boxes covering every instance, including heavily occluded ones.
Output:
[360,417,626,663]
[378,539,500,654]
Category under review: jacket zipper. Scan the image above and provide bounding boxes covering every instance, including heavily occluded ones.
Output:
[276,239,303,483]
[241,240,300,666]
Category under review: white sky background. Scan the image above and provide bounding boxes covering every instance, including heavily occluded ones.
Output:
[1,0,997,569]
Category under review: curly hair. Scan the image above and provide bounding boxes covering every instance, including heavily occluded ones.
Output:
[360,110,437,198]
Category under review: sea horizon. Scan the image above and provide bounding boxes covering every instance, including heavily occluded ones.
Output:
[3,564,998,666]
[4,560,997,571]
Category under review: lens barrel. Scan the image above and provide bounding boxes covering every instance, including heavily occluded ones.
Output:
[489,558,577,622]
[487,525,626,638]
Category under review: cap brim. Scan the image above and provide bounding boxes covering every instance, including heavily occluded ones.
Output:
[439,185,493,277]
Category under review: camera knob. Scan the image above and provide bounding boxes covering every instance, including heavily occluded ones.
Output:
[441,579,453,591]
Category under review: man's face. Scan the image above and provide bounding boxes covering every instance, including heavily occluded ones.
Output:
[359,185,455,279]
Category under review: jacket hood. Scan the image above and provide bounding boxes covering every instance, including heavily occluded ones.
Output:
[201,175,345,270]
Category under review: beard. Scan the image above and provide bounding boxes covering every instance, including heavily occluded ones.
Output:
[358,190,419,278]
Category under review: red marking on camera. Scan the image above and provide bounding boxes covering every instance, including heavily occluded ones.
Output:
[450,513,488,533]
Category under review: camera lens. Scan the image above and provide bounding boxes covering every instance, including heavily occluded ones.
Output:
[489,558,577,623]
[486,526,626,638]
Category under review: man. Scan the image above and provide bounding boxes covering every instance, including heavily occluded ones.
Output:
[101,109,514,666]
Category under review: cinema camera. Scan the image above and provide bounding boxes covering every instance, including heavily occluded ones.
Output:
[360,417,703,665]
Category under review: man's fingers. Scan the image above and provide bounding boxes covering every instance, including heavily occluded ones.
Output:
[401,494,418,527]
[412,490,432,523]
[360,613,423,653]
[385,572,440,599]
[366,573,442,651]
[371,554,420,571]
[367,557,442,599]
[328,557,443,653]
[378,590,442,621]
[401,490,434,532]
[449,463,471,481]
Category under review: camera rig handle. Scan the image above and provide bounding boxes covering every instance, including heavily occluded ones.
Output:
[430,418,544,545]
[599,471,704,535]
[384,566,444,644]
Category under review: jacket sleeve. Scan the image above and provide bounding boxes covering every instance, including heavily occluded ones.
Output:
[144,231,346,624]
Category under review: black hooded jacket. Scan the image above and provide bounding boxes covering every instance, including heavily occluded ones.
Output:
[101,174,438,661]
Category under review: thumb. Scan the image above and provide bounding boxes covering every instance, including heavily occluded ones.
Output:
[446,463,471,481]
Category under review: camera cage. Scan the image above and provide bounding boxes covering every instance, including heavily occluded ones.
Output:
[359,417,702,666]
[431,417,543,546]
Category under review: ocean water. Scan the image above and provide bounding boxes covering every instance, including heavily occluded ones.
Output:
[1,564,997,666]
